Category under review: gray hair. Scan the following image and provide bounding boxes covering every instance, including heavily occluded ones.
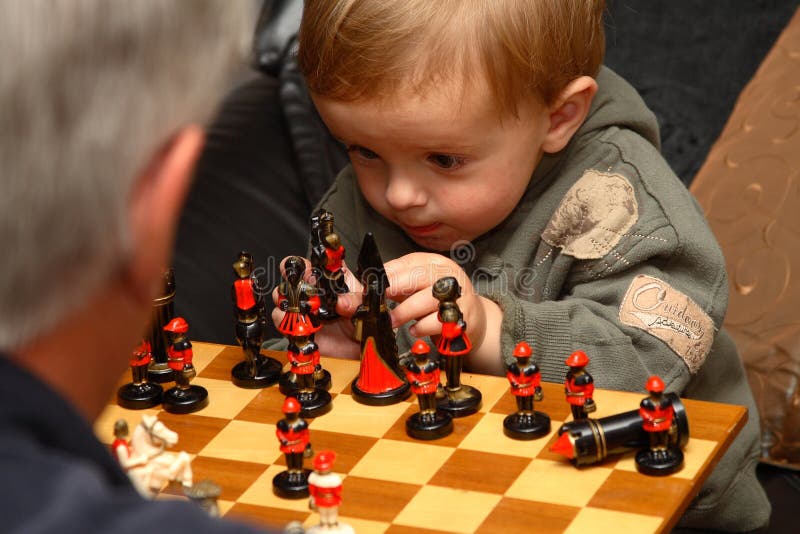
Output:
[0,0,254,349]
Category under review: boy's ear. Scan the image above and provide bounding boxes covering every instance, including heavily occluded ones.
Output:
[124,125,205,304]
[541,76,598,154]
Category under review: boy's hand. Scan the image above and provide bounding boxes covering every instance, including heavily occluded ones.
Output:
[270,257,363,359]
[384,252,504,375]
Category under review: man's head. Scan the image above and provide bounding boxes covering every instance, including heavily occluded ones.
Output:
[299,0,604,251]
[0,0,252,417]
[0,0,250,349]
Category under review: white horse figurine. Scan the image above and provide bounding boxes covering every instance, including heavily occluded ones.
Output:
[117,414,193,497]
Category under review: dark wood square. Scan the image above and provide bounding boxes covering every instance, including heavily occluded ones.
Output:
[382,403,480,447]
[587,469,689,517]
[429,449,531,494]
[476,496,580,534]
[340,476,421,523]
[152,412,231,454]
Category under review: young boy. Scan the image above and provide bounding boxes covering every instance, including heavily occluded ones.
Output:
[272,1,769,530]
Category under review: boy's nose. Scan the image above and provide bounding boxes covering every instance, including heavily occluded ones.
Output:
[384,174,426,211]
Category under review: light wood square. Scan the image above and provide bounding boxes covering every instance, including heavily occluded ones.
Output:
[93,404,161,443]
[238,464,326,511]
[458,412,556,458]
[614,437,717,480]
[189,377,260,420]
[393,485,501,533]
[308,395,412,438]
[579,389,641,420]
[459,372,510,413]
[506,459,613,507]
[218,500,235,516]
[564,507,663,534]
[320,357,360,393]
[191,343,226,373]
[349,439,454,485]
[198,419,282,465]
[302,515,389,534]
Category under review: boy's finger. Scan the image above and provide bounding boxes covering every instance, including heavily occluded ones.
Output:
[334,291,362,317]
[390,289,439,328]
[408,313,441,338]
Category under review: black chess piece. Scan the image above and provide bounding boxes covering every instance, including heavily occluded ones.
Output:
[273,397,312,498]
[310,209,349,321]
[231,251,282,388]
[402,340,453,440]
[563,350,596,424]
[286,324,332,418]
[635,376,684,476]
[147,268,177,383]
[117,340,163,409]
[503,341,550,440]
[162,317,209,414]
[433,277,481,417]
[350,233,410,405]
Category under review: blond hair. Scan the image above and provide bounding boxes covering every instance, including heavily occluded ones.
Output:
[299,0,605,115]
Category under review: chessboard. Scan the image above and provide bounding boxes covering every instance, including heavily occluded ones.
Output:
[94,342,747,534]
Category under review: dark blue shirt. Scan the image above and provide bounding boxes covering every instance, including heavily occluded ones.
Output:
[0,356,270,533]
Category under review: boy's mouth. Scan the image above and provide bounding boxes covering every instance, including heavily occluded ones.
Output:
[403,222,442,236]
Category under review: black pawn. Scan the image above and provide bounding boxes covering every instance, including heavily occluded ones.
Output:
[635,446,684,476]
[273,398,311,498]
[163,381,209,414]
[503,411,551,440]
[118,342,162,409]
[635,375,684,476]
[403,340,453,440]
[406,411,453,441]
[231,355,282,389]
[278,366,332,396]
[297,388,332,419]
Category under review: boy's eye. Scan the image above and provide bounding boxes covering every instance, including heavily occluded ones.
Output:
[428,154,464,170]
[347,145,379,160]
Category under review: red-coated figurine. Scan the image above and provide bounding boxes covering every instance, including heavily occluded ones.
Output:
[564,350,596,421]
[504,341,550,439]
[310,210,349,321]
[162,317,208,414]
[635,375,684,475]
[117,340,162,409]
[286,324,332,417]
[273,397,312,498]
[402,340,452,440]
[433,277,481,417]
[308,451,353,534]
[277,256,322,337]
[231,251,281,388]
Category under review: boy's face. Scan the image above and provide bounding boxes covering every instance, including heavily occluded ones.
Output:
[313,78,552,252]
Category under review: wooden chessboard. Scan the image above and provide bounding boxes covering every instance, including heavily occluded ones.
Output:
[94,342,747,534]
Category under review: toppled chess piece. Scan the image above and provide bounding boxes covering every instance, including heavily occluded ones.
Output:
[402,340,452,440]
[230,251,282,388]
[504,341,550,439]
[307,451,354,534]
[635,376,684,476]
[117,340,162,409]
[433,277,481,417]
[273,397,312,499]
[185,479,222,517]
[564,350,596,422]
[162,317,208,414]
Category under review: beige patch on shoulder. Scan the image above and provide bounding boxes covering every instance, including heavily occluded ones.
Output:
[542,169,638,259]
[619,275,715,373]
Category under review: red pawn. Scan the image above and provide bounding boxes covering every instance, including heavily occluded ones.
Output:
[162,317,208,414]
[635,376,684,475]
[401,340,452,440]
[564,350,596,421]
[273,397,312,498]
[503,341,550,440]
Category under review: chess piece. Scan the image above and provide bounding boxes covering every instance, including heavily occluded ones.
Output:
[564,350,596,422]
[310,209,349,321]
[162,317,209,414]
[147,268,177,383]
[551,392,690,467]
[402,340,452,440]
[433,276,482,416]
[277,256,322,337]
[185,479,222,517]
[350,233,410,405]
[111,419,151,497]
[286,324,332,418]
[273,397,312,499]
[231,251,282,388]
[117,340,162,409]
[307,451,354,534]
[126,414,194,495]
[503,341,550,439]
[635,376,684,475]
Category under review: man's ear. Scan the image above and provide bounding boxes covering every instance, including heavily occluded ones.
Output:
[541,76,598,154]
[125,125,205,304]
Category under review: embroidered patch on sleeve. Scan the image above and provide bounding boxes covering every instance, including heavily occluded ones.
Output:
[619,275,715,373]
[542,169,638,259]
